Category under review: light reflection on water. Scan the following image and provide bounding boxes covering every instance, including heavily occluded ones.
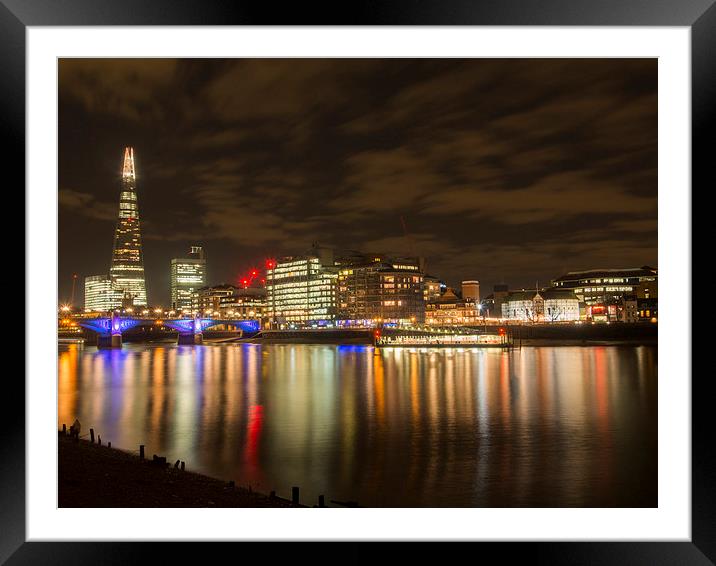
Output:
[58,342,657,507]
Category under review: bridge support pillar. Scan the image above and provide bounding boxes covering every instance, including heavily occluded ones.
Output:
[97,334,122,349]
[177,332,202,345]
[177,333,195,345]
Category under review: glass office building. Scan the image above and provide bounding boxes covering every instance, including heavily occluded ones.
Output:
[84,275,123,313]
[266,256,338,327]
[170,246,206,313]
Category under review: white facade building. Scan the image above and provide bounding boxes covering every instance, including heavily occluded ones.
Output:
[266,256,337,326]
[502,289,580,322]
[84,274,123,312]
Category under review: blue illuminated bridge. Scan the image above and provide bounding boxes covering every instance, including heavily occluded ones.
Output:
[77,315,260,348]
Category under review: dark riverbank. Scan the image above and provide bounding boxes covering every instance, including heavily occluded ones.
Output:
[507,322,657,346]
[58,435,299,507]
[248,323,657,346]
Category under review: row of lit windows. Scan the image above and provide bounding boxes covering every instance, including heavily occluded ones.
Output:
[269,288,336,298]
[175,275,204,284]
[574,285,634,293]
[111,265,144,272]
[269,280,335,289]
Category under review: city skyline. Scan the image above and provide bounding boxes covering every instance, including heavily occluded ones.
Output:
[59,58,658,306]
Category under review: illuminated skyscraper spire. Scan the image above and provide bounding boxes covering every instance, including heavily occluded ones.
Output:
[109,146,147,306]
[122,146,136,178]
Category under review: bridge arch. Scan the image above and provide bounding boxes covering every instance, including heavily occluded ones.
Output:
[77,316,260,348]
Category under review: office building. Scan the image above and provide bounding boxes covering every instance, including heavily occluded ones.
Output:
[171,246,206,313]
[266,253,338,327]
[84,275,123,313]
[337,256,425,325]
[551,266,657,322]
[551,266,657,304]
[109,147,148,306]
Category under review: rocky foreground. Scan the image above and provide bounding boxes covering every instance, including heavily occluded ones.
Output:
[58,435,298,508]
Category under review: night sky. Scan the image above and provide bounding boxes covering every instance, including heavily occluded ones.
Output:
[58,58,657,307]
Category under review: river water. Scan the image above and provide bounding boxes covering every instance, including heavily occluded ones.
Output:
[58,341,657,507]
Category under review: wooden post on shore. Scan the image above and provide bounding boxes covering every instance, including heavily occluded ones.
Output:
[139,445,145,460]
[90,428,95,443]
[62,424,66,435]
[180,461,185,471]
[318,495,325,508]
[174,460,180,469]
[97,435,101,446]
[108,442,111,448]
[292,486,299,505]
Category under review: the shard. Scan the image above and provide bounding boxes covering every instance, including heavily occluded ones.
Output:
[109,147,147,306]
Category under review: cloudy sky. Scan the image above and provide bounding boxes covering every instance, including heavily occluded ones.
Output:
[58,58,657,306]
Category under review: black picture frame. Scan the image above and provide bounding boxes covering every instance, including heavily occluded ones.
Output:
[6,0,709,563]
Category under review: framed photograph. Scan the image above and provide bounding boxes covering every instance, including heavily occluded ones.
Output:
[8,0,708,562]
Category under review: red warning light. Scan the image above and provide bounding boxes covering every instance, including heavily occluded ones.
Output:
[498,327,505,336]
[265,258,276,270]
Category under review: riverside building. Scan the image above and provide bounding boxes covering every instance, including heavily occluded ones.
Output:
[461,280,480,302]
[337,256,425,325]
[192,284,266,320]
[170,246,206,313]
[266,251,338,327]
[425,287,481,327]
[551,266,657,322]
[551,266,657,305]
[83,274,124,313]
[423,275,442,303]
[501,289,580,322]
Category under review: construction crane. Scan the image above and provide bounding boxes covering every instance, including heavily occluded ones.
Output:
[70,274,78,308]
[399,214,427,274]
[400,215,416,257]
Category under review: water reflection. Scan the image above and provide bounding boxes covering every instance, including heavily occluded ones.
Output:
[58,342,657,507]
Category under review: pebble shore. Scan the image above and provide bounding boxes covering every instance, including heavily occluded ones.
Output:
[58,434,298,507]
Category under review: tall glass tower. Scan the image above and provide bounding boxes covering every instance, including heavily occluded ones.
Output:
[170,246,206,313]
[109,147,148,306]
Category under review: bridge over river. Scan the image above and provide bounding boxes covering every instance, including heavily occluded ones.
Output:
[76,314,260,348]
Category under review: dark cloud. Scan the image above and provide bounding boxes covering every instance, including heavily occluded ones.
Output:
[59,58,657,305]
[59,188,116,222]
[59,59,179,121]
